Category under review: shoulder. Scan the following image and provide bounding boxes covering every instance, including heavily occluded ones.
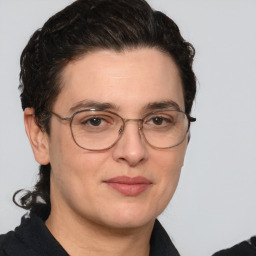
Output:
[1,213,69,256]
[212,237,256,256]
[0,231,24,256]
[0,215,37,256]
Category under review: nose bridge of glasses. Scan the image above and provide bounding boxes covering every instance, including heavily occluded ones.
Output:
[117,118,145,149]
[123,118,143,129]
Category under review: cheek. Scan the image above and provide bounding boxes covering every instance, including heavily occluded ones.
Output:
[48,126,109,192]
[48,127,72,171]
[153,143,186,178]
[48,126,84,194]
[151,143,187,210]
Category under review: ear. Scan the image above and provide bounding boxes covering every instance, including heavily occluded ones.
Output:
[24,108,50,165]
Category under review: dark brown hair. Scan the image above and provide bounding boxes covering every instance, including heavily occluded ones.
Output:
[15,0,196,220]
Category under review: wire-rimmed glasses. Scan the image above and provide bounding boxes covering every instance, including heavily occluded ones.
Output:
[51,109,196,151]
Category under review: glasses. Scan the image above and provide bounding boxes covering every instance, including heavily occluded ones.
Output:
[51,109,196,151]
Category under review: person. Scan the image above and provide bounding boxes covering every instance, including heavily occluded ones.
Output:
[212,236,256,256]
[0,0,196,255]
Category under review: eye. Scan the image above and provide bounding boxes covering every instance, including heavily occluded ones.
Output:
[146,115,172,126]
[81,116,110,127]
[86,117,103,126]
[73,111,119,132]
[151,116,165,125]
[143,112,176,130]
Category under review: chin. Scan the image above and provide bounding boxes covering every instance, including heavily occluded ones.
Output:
[102,216,154,230]
[96,203,159,230]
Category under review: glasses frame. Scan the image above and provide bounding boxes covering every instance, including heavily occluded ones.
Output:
[51,108,196,151]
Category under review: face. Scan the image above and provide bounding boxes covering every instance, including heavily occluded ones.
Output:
[44,48,187,229]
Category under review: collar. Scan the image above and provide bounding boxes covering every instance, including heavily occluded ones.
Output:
[2,213,180,256]
[150,219,180,256]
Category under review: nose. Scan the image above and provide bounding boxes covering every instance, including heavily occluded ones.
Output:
[112,120,148,167]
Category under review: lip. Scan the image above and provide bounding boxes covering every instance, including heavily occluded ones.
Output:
[104,176,152,196]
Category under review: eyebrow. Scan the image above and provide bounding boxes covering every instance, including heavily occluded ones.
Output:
[69,100,119,113]
[69,99,181,113]
[143,100,181,112]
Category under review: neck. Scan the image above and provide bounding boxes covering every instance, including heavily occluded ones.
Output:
[45,208,154,256]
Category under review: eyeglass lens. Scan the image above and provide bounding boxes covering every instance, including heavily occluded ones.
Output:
[70,110,189,150]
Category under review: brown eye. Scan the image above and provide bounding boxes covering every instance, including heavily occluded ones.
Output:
[87,117,102,126]
[152,117,164,125]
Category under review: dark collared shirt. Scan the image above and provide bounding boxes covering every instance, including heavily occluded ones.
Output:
[0,213,180,256]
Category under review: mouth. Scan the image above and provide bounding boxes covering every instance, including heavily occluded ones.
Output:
[103,176,152,196]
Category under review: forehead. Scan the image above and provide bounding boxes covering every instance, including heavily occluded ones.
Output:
[54,48,184,114]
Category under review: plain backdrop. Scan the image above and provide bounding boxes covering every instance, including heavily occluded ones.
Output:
[0,1,256,256]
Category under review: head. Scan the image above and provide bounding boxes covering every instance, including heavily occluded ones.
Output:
[16,0,196,225]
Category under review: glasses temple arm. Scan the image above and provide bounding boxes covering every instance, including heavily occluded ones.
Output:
[189,116,196,122]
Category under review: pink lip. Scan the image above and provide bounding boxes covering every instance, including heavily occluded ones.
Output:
[104,176,152,196]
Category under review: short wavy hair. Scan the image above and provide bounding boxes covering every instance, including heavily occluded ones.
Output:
[14,0,197,220]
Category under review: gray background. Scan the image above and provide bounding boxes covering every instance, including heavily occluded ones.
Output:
[0,1,256,255]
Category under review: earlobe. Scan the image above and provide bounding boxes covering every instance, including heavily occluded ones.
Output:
[24,108,50,165]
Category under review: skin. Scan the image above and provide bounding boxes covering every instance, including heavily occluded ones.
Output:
[24,47,188,256]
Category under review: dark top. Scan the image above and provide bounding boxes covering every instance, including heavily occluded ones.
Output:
[0,213,180,256]
[212,237,256,256]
